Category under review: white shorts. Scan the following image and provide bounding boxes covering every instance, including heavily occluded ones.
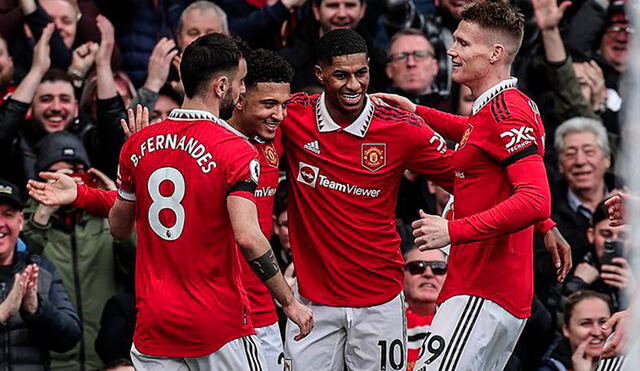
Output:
[284,292,406,371]
[131,335,266,371]
[414,295,526,371]
[255,321,284,371]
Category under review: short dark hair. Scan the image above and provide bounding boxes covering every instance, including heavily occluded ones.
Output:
[460,0,524,60]
[389,28,431,50]
[180,33,242,98]
[591,201,610,227]
[313,0,365,6]
[245,49,293,89]
[101,358,133,371]
[273,181,287,217]
[562,290,611,327]
[317,28,368,65]
[40,69,75,95]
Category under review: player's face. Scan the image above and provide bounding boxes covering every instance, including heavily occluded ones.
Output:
[562,297,611,358]
[242,82,290,141]
[448,21,493,87]
[32,80,78,133]
[558,131,610,194]
[220,59,247,120]
[600,22,631,73]
[0,38,14,87]
[403,249,446,305]
[152,94,179,123]
[273,210,290,251]
[178,9,225,51]
[313,0,366,36]
[0,203,23,265]
[385,35,438,95]
[317,53,369,118]
[587,219,628,262]
[40,0,78,48]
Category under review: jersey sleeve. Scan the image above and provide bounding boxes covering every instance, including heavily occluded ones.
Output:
[448,155,551,244]
[116,140,136,202]
[483,105,543,167]
[224,140,260,202]
[404,117,455,193]
[415,105,468,142]
[72,185,117,218]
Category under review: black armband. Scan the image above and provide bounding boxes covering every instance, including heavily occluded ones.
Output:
[248,249,280,281]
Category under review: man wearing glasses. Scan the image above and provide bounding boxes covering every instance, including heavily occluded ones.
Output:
[385,29,448,110]
[403,247,448,371]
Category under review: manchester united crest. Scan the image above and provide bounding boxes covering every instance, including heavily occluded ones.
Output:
[361,143,386,172]
[459,124,474,149]
[261,143,279,168]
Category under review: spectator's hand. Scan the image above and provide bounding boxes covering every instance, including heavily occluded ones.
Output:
[87,168,116,191]
[18,0,37,16]
[532,0,571,31]
[370,93,416,113]
[144,38,179,93]
[27,172,78,207]
[571,338,597,371]
[544,226,572,282]
[121,105,151,139]
[281,0,309,9]
[601,309,630,358]
[0,273,27,322]
[412,209,450,250]
[32,23,54,74]
[605,192,635,227]
[95,15,115,67]
[574,262,599,285]
[583,61,606,111]
[70,42,99,78]
[21,264,39,315]
[601,257,633,290]
[282,299,314,341]
[170,54,185,97]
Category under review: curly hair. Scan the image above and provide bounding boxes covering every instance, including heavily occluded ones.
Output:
[460,0,525,60]
[317,28,368,66]
[245,49,294,89]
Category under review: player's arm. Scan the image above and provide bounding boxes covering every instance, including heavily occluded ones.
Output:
[405,119,456,193]
[448,153,550,243]
[227,195,313,341]
[371,92,468,141]
[108,198,136,240]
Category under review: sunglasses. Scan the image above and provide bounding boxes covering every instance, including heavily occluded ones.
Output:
[404,260,447,276]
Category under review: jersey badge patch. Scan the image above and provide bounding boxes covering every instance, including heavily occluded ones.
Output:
[459,124,474,149]
[250,159,261,184]
[500,126,536,153]
[361,143,386,172]
[261,143,279,168]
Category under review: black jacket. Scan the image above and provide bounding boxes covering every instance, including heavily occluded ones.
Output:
[0,250,81,371]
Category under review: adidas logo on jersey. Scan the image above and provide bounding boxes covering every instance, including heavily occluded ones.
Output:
[304,140,320,154]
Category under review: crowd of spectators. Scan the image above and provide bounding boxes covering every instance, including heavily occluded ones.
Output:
[0,0,633,370]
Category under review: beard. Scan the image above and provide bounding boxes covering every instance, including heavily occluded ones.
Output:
[219,88,236,120]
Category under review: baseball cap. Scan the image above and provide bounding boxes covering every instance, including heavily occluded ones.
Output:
[35,131,91,174]
[0,178,24,210]
[607,0,628,26]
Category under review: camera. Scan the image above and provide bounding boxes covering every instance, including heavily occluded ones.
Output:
[602,239,624,266]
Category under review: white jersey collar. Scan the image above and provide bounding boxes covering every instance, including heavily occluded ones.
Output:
[472,78,518,116]
[168,108,248,139]
[316,92,375,138]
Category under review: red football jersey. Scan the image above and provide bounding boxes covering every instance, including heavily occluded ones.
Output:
[240,131,283,327]
[434,79,548,318]
[117,109,260,357]
[281,93,455,307]
[406,307,435,371]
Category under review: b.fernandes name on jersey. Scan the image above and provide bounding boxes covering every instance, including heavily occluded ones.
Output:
[129,134,217,173]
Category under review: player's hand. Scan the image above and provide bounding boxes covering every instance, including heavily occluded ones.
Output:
[574,262,599,285]
[601,309,630,358]
[121,104,151,139]
[601,257,633,290]
[369,93,416,113]
[283,300,314,341]
[412,210,450,250]
[87,168,117,191]
[571,338,596,371]
[544,226,572,282]
[27,172,79,206]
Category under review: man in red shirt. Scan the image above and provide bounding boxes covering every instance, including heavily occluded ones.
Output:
[280,28,456,370]
[108,33,312,370]
[374,2,570,370]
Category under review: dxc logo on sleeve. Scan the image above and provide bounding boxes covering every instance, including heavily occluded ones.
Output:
[500,127,536,153]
